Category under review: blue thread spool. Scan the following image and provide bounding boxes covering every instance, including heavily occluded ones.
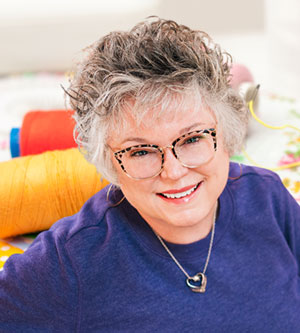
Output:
[10,128,20,158]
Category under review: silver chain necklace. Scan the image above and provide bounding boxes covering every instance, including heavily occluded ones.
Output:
[153,205,217,293]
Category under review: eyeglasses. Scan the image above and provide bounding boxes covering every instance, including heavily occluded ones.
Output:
[112,128,217,180]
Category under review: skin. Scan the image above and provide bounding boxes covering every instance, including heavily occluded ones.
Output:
[109,97,230,244]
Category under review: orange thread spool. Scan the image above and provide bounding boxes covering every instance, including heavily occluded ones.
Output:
[0,148,109,238]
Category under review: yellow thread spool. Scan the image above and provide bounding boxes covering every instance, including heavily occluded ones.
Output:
[0,148,109,238]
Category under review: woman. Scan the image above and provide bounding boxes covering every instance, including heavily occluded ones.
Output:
[0,17,299,332]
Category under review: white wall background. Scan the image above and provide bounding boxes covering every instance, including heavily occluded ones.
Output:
[0,0,263,73]
[0,0,299,97]
[264,0,300,97]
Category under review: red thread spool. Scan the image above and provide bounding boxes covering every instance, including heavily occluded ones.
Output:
[20,110,77,156]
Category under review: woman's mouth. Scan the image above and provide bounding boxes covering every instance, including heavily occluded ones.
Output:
[157,182,202,202]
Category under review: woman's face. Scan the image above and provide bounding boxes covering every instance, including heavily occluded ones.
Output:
[109,99,230,243]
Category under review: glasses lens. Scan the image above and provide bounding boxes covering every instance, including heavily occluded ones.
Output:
[175,132,214,167]
[122,146,162,179]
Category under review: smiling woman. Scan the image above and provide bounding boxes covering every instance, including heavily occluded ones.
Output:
[0,17,300,332]
[108,101,229,245]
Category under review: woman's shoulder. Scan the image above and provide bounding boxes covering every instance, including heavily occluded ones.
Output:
[227,162,293,207]
[229,162,282,186]
[227,162,299,214]
[48,185,125,243]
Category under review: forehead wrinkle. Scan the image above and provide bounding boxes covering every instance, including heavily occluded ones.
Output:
[109,93,216,147]
[119,136,149,145]
[118,121,210,146]
[178,122,208,135]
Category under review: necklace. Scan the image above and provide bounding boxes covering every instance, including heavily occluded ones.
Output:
[153,205,217,293]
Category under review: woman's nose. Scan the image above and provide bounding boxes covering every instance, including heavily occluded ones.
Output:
[160,148,189,180]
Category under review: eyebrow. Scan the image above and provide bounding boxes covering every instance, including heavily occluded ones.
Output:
[120,122,207,145]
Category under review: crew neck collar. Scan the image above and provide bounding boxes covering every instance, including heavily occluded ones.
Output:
[119,181,235,262]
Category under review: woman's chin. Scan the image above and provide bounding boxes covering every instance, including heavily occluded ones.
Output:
[161,208,208,230]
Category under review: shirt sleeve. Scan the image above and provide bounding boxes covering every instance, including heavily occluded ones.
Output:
[0,227,79,332]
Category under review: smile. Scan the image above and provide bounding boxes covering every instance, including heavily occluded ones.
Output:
[159,182,201,199]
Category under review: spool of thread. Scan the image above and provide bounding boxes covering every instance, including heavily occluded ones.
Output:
[230,63,260,134]
[0,148,109,238]
[239,82,260,113]
[230,63,259,107]
[10,128,20,158]
[229,63,254,90]
[19,110,77,157]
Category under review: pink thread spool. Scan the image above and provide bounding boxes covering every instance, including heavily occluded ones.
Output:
[230,64,260,135]
[230,63,259,113]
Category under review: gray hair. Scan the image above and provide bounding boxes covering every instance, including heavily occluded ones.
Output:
[67,17,248,184]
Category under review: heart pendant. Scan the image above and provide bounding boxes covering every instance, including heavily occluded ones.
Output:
[186,272,207,293]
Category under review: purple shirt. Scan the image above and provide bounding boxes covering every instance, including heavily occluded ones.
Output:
[0,163,300,332]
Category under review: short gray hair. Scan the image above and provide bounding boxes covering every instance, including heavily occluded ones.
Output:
[67,17,248,184]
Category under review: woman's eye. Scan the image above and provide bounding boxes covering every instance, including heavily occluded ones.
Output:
[129,150,150,157]
[183,135,203,145]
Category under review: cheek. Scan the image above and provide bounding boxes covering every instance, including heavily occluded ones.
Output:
[213,137,230,174]
[118,174,154,202]
[112,150,155,203]
[195,149,229,193]
[120,179,157,215]
[118,177,139,208]
[214,152,230,181]
[117,172,135,194]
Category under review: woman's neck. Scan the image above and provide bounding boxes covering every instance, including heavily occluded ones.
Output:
[141,202,218,244]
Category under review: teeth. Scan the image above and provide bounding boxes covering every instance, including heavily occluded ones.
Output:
[161,184,199,199]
